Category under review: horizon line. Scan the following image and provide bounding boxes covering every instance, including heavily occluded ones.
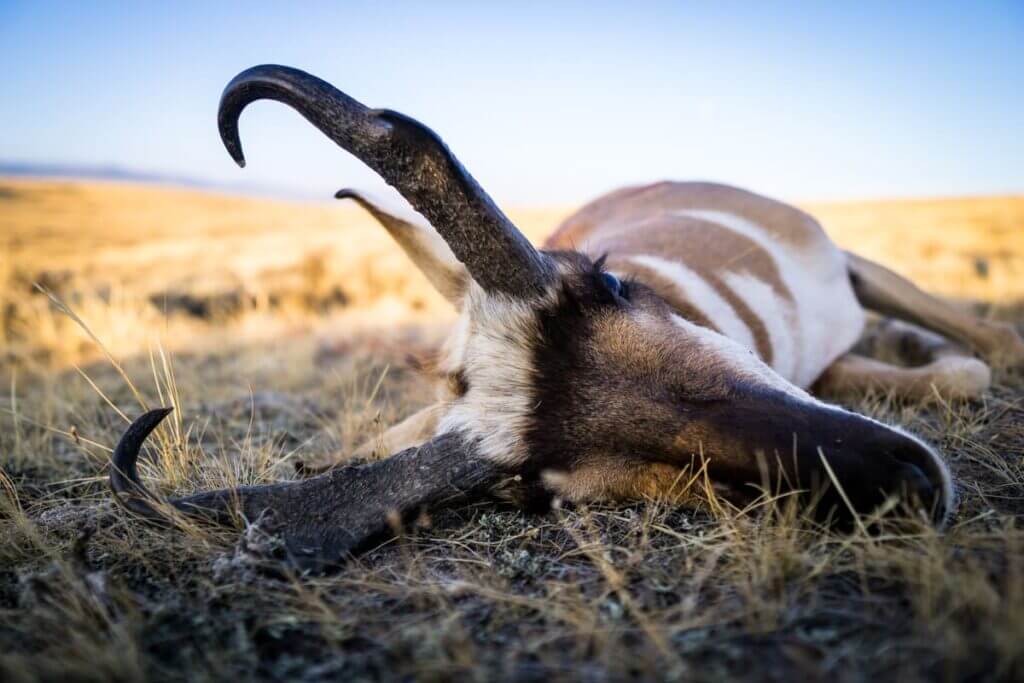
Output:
[3,160,1022,208]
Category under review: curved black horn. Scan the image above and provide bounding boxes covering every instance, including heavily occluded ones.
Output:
[109,407,177,520]
[218,64,554,298]
[110,409,504,569]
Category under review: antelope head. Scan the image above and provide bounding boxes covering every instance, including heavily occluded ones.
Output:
[110,66,953,570]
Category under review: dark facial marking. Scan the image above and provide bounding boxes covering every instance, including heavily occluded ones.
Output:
[524,252,680,484]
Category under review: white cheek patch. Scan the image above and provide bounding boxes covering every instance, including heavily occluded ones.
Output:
[436,282,555,466]
[629,254,758,355]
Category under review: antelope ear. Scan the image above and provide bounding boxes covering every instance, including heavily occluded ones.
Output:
[336,189,469,305]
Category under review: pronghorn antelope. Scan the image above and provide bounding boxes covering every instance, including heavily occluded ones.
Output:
[110,65,1024,569]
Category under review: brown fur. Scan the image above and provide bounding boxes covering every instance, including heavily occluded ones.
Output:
[604,256,721,333]
[542,459,693,503]
[547,181,827,249]
[547,186,800,365]
[347,183,1019,522]
[518,260,950,522]
[859,319,971,366]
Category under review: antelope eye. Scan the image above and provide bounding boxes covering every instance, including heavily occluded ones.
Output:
[600,272,624,298]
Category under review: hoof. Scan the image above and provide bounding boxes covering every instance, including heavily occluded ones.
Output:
[977,322,1024,369]
[930,357,992,399]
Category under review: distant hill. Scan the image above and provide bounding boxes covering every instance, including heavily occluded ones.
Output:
[0,160,218,187]
[0,160,312,199]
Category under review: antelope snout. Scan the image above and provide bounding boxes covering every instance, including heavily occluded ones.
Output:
[696,389,955,526]
[788,407,955,526]
[853,425,954,525]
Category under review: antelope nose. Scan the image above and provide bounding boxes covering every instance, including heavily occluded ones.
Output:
[885,435,953,524]
[796,414,955,527]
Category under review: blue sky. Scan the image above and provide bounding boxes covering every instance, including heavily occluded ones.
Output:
[1,1,1022,204]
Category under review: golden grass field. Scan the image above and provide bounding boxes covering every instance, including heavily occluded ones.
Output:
[2,178,1024,681]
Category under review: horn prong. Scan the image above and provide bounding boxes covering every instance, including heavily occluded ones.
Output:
[218,64,554,298]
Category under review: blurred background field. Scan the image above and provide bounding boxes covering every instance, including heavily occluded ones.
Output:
[3,178,1022,372]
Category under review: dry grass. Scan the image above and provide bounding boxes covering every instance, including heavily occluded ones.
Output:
[2,178,1024,682]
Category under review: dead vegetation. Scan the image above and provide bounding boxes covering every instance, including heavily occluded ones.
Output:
[1,179,1024,682]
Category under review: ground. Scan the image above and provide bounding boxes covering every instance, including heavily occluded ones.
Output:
[2,179,1023,682]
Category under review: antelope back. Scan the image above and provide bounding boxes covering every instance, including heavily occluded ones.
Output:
[546,181,865,388]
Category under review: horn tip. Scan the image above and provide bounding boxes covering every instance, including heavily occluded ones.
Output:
[132,406,175,429]
[334,188,357,200]
[217,120,247,168]
[110,406,174,493]
[117,407,175,455]
[219,141,246,168]
[224,143,246,168]
[109,406,175,520]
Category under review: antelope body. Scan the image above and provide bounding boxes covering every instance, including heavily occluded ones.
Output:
[548,181,863,389]
[109,65,1024,570]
